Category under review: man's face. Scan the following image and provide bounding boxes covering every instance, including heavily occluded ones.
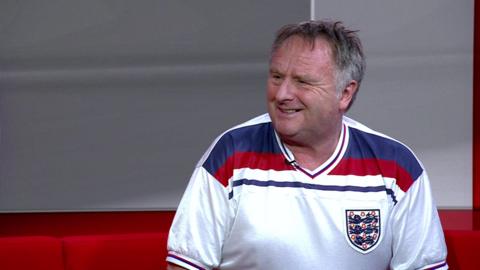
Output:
[267,36,348,145]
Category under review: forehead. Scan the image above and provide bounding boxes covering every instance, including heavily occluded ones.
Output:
[270,36,335,71]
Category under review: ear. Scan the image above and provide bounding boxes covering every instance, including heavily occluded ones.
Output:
[339,80,358,112]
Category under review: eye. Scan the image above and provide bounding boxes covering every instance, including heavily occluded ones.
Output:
[297,78,310,85]
[269,72,283,83]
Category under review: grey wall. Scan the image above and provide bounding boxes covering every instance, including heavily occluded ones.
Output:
[0,0,473,211]
[314,0,473,208]
[0,1,309,211]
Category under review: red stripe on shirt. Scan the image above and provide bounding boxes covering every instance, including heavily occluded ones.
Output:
[213,152,294,187]
[329,158,415,192]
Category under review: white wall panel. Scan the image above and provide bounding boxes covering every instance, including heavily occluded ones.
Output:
[314,0,473,208]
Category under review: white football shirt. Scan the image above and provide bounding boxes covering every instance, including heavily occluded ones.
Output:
[167,114,448,270]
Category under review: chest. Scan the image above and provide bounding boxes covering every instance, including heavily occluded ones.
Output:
[222,171,395,269]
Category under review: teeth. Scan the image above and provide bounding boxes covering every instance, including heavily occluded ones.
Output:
[283,109,297,113]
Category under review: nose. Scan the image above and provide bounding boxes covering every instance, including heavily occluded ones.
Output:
[275,78,295,101]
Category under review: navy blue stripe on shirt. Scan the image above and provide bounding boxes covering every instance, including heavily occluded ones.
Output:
[233,179,386,192]
[344,128,423,181]
[203,122,282,178]
[228,179,398,203]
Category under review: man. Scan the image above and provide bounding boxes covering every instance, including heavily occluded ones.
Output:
[166,20,448,269]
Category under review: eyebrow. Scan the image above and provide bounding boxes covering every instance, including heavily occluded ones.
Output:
[269,67,280,73]
[294,73,317,82]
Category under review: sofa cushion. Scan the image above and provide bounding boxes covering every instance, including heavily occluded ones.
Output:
[0,236,64,270]
[63,233,168,270]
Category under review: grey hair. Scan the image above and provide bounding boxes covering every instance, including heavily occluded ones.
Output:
[271,20,366,111]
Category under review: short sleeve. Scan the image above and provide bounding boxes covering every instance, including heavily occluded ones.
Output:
[389,171,448,270]
[166,165,235,270]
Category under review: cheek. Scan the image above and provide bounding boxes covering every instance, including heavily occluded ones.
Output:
[266,85,277,101]
[302,92,339,112]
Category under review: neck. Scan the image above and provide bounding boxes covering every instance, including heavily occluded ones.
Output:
[283,121,343,171]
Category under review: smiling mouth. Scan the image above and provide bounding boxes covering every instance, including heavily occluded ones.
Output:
[279,108,301,114]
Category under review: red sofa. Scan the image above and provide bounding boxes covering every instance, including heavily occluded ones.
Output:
[0,212,174,270]
[0,233,168,270]
[0,210,478,270]
[0,236,64,270]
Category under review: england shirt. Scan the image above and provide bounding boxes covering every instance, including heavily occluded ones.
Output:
[167,114,448,270]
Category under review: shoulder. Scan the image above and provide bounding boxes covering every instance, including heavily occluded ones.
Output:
[204,113,274,156]
[343,116,420,161]
[198,113,279,178]
[342,116,424,192]
[221,113,274,143]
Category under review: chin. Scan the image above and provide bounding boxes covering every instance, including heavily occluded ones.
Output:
[273,124,300,138]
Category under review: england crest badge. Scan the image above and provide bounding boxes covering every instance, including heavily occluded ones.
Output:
[345,209,381,253]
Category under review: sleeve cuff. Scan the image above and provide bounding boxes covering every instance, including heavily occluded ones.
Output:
[166,251,211,270]
[420,260,448,270]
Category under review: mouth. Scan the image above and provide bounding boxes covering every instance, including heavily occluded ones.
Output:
[278,108,301,114]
